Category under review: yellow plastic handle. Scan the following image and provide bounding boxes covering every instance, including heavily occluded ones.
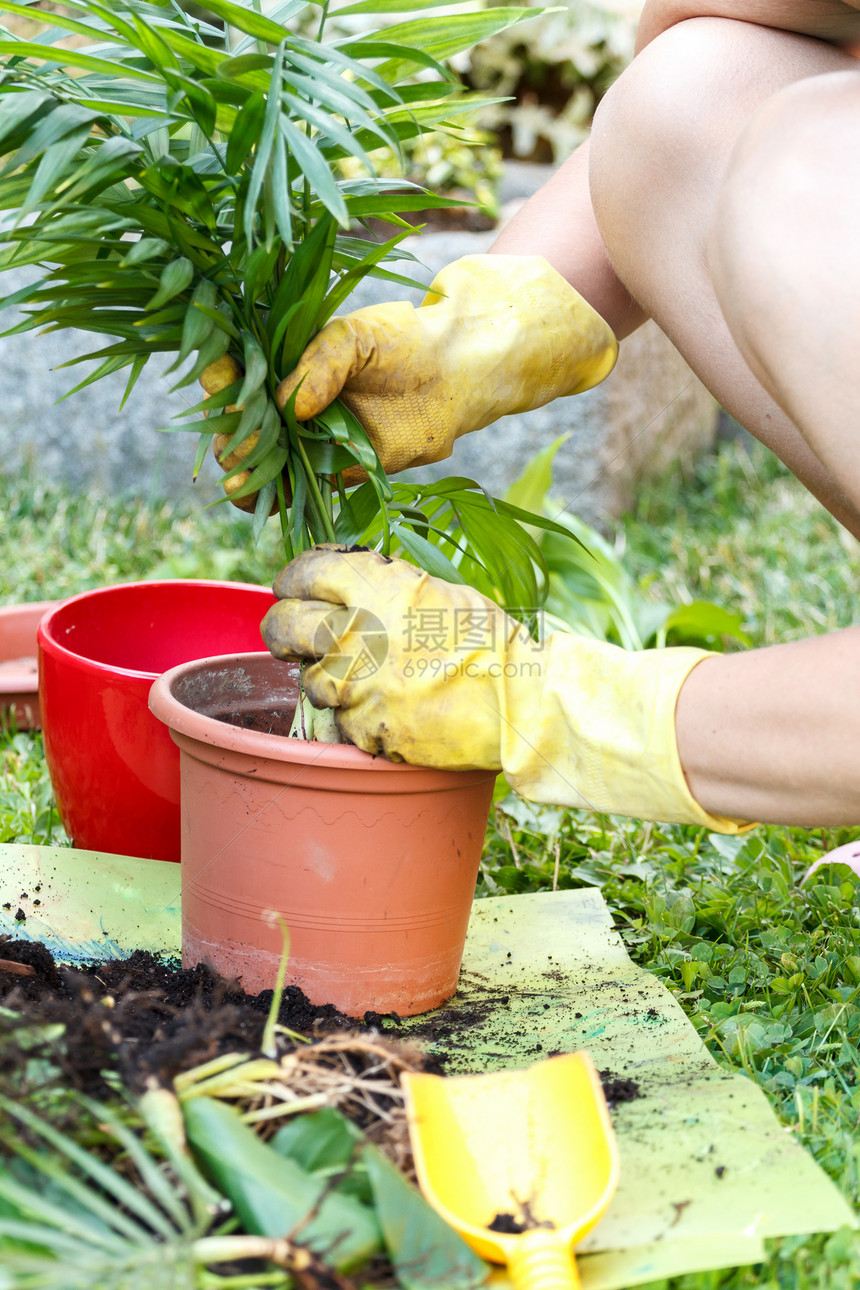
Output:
[506,1231,581,1290]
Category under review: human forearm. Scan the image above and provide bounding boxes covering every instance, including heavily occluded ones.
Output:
[676,627,860,826]
[489,142,646,339]
[636,0,860,51]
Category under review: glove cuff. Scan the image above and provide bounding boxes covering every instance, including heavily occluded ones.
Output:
[500,634,755,834]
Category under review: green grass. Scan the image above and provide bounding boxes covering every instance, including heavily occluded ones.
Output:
[3,440,860,1287]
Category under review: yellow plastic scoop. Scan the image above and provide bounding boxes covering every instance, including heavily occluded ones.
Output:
[402,1052,619,1290]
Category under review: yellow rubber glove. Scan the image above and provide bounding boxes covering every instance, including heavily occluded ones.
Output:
[199,354,280,514]
[274,255,619,474]
[260,548,753,834]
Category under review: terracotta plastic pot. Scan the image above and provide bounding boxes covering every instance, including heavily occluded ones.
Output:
[149,653,497,1017]
[38,581,276,862]
[0,601,57,729]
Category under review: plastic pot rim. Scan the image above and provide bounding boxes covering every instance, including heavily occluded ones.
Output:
[149,650,497,781]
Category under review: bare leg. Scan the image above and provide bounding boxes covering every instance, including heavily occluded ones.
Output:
[497,18,860,824]
[590,16,860,536]
[587,18,860,825]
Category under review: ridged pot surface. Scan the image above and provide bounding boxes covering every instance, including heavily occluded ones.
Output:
[149,653,497,1016]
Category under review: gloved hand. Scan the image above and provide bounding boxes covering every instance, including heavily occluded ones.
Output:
[274,255,619,475]
[199,354,280,514]
[260,547,753,833]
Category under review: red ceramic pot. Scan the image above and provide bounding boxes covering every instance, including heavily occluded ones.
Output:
[149,653,497,1016]
[38,581,276,862]
[0,601,57,729]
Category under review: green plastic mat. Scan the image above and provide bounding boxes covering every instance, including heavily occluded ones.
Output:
[1,844,854,1288]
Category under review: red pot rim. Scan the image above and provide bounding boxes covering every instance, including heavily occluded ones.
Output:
[149,651,495,781]
[37,580,273,682]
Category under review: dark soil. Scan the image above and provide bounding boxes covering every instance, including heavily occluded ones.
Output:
[599,1072,643,1108]
[214,705,297,736]
[0,936,398,1098]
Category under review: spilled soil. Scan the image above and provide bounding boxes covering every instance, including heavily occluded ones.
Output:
[0,935,641,1114]
[0,936,413,1100]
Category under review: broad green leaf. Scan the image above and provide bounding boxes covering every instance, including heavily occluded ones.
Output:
[1,101,99,173]
[132,14,180,72]
[221,444,288,501]
[337,39,452,82]
[173,327,232,388]
[183,1096,381,1271]
[282,90,377,173]
[301,438,357,475]
[271,1106,362,1173]
[660,601,749,649]
[363,1145,488,1290]
[242,41,283,248]
[333,480,381,544]
[252,479,277,542]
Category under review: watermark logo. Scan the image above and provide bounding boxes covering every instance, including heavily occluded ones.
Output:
[313,606,389,680]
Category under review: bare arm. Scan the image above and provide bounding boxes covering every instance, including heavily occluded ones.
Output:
[636,0,860,51]
[677,628,860,827]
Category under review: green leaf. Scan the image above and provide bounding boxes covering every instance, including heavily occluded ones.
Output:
[301,438,357,475]
[194,0,291,46]
[504,433,569,517]
[1,101,99,173]
[20,125,92,215]
[392,524,467,585]
[271,1107,362,1173]
[182,1096,381,1272]
[338,0,478,12]
[146,257,195,311]
[252,479,277,542]
[372,8,540,80]
[363,1144,487,1290]
[660,601,750,649]
[0,40,163,81]
[280,117,348,226]
[120,237,170,266]
[242,42,284,249]
[333,480,382,543]
[175,277,217,365]
[226,89,265,174]
[238,333,268,405]
[314,399,391,501]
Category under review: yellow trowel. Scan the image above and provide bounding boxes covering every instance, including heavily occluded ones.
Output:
[402,1052,619,1290]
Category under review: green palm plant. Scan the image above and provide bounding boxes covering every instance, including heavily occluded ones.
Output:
[0,0,579,620]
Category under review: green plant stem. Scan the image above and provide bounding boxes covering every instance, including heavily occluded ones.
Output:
[276,474,293,562]
[261,915,291,1058]
[296,437,337,543]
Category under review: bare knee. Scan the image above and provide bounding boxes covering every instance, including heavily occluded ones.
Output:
[709,71,860,375]
[590,17,852,296]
